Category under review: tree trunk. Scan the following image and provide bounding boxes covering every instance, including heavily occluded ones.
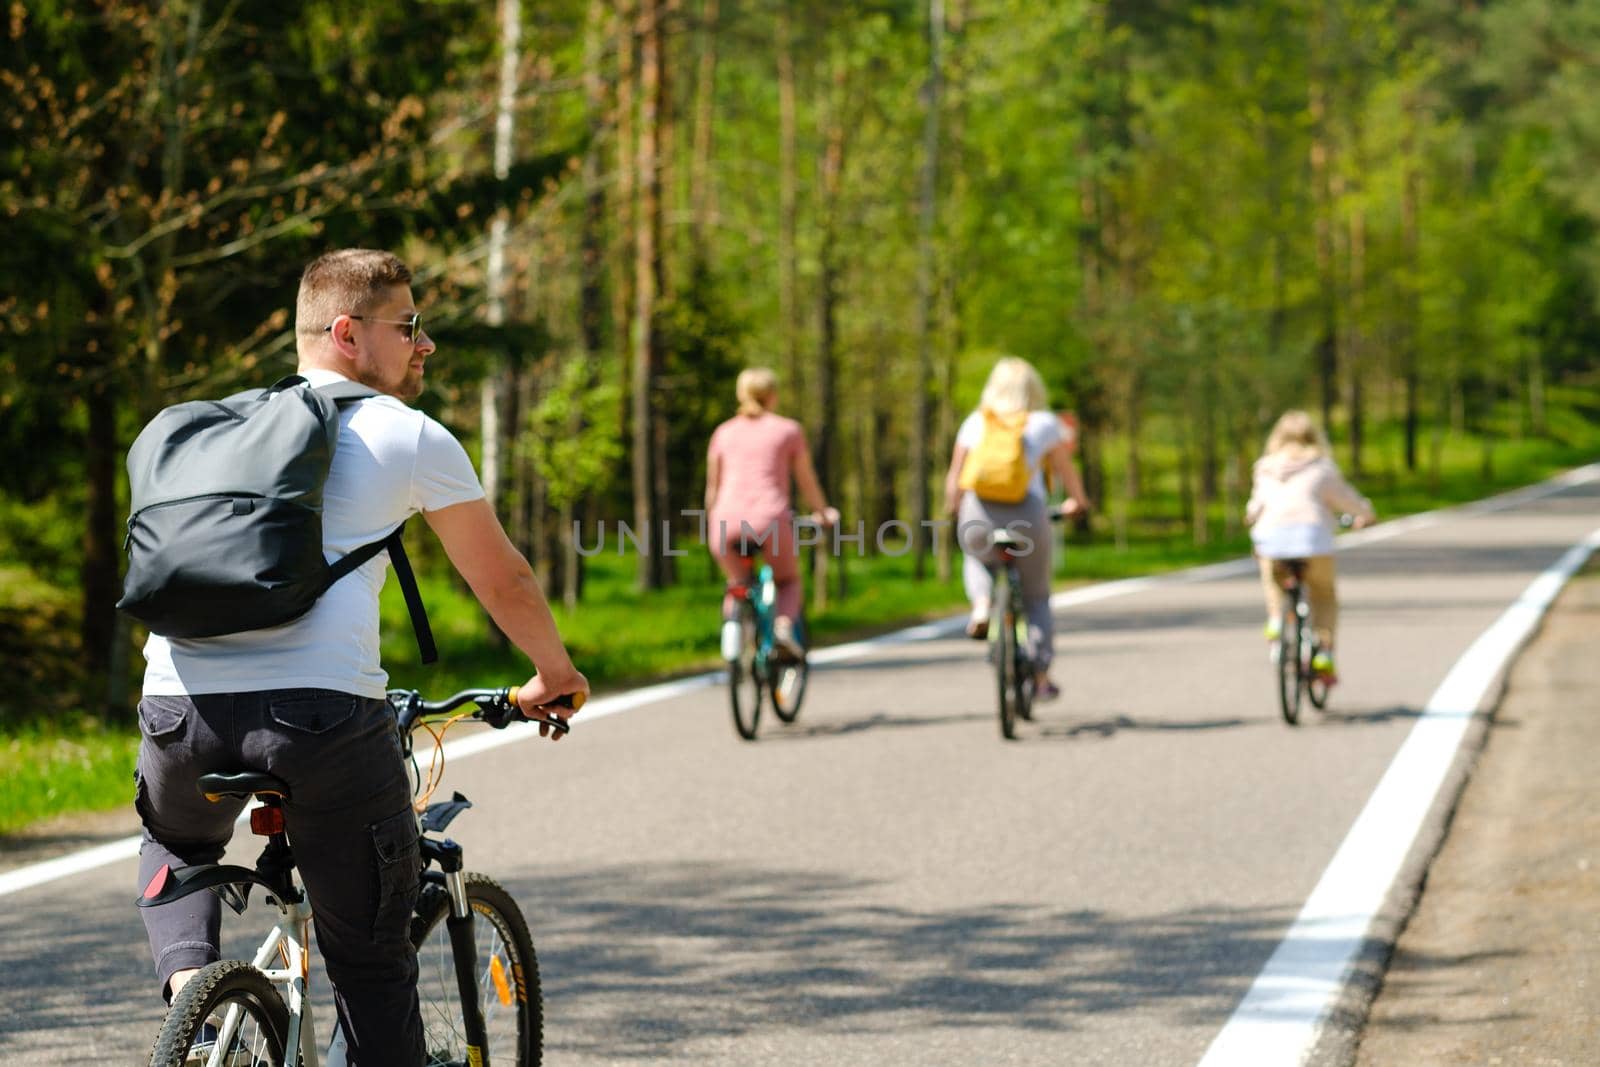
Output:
[632,0,662,589]
[814,54,846,500]
[775,1,802,418]
[613,0,636,447]
[82,382,121,712]
[909,0,943,578]
[482,0,522,522]
[1401,93,1421,471]
[1346,196,1365,475]
[689,0,718,267]
[1309,12,1339,432]
[1528,355,1546,436]
[566,0,608,607]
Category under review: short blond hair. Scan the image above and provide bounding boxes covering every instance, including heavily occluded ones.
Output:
[1264,410,1330,457]
[735,367,778,417]
[295,249,413,336]
[978,356,1048,414]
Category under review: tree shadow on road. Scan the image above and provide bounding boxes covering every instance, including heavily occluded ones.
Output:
[492,860,1316,1061]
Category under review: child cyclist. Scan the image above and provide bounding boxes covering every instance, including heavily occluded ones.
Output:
[1245,410,1374,683]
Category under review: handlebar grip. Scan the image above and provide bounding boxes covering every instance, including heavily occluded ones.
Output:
[507,686,586,713]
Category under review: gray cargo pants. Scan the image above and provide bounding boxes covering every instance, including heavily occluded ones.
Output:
[134,689,423,1067]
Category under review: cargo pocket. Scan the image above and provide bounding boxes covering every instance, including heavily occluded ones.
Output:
[268,691,357,735]
[370,808,421,944]
[137,696,189,743]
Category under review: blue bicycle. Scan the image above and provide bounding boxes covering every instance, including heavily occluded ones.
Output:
[721,561,808,741]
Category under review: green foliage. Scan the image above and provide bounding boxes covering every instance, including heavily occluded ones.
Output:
[526,357,623,511]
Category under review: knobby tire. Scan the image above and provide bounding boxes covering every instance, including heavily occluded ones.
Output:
[148,959,289,1067]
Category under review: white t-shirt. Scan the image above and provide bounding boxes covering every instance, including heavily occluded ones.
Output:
[955,409,1066,502]
[140,370,485,698]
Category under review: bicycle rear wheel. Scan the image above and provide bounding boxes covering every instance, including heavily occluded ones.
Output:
[1308,636,1330,710]
[412,872,542,1067]
[728,604,765,740]
[1011,586,1035,723]
[1276,600,1302,725]
[994,574,1020,740]
[148,959,289,1067]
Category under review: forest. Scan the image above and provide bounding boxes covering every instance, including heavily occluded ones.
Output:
[5,0,1600,727]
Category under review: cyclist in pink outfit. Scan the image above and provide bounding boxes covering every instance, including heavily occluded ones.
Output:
[705,368,838,657]
[1246,410,1375,682]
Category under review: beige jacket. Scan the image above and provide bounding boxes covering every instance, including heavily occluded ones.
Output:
[1245,447,1373,534]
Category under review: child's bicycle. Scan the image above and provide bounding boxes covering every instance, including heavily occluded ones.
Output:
[721,557,809,741]
[1269,559,1330,725]
[139,685,581,1067]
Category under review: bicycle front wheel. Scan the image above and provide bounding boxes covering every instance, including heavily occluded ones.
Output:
[148,959,289,1067]
[412,872,542,1067]
[771,655,808,723]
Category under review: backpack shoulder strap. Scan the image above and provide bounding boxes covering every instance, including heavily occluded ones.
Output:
[314,379,382,407]
[324,520,438,665]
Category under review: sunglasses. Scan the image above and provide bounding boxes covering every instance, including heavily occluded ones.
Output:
[324,312,423,344]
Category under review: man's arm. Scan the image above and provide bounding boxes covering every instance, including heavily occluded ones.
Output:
[424,498,589,728]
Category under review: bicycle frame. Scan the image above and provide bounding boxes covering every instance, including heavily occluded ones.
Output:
[241,893,332,1067]
[1273,559,1327,723]
[731,564,777,661]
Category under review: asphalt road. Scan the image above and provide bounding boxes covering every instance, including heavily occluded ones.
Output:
[2,470,1597,1066]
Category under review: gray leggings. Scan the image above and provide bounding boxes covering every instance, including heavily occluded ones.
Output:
[134,689,423,1067]
[957,493,1056,670]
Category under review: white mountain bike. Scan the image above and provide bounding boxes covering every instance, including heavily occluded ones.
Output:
[140,686,577,1067]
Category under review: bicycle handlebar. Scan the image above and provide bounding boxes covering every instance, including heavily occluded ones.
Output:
[389,687,584,736]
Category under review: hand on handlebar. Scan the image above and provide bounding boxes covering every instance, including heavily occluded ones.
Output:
[1060,496,1090,519]
[514,669,590,741]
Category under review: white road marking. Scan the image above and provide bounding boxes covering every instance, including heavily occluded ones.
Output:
[1196,523,1600,1067]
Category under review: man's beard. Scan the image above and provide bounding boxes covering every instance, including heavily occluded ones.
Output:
[355,363,424,402]
[395,366,425,401]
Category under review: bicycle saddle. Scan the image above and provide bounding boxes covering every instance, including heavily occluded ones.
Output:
[197,770,292,802]
[991,530,1023,547]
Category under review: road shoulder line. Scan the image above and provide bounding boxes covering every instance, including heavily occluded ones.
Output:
[1196,525,1600,1067]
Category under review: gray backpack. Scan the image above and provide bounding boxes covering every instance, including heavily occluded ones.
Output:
[117,375,436,662]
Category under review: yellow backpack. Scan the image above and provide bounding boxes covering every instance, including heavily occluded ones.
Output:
[958,408,1030,503]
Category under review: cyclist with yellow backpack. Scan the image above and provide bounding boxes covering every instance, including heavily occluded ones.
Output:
[943,356,1090,701]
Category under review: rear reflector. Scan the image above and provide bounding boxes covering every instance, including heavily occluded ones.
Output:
[250,805,285,836]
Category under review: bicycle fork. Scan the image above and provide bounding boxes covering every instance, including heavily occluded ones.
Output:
[425,836,491,1064]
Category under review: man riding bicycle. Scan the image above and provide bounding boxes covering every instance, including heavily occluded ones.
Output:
[131,249,588,1067]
